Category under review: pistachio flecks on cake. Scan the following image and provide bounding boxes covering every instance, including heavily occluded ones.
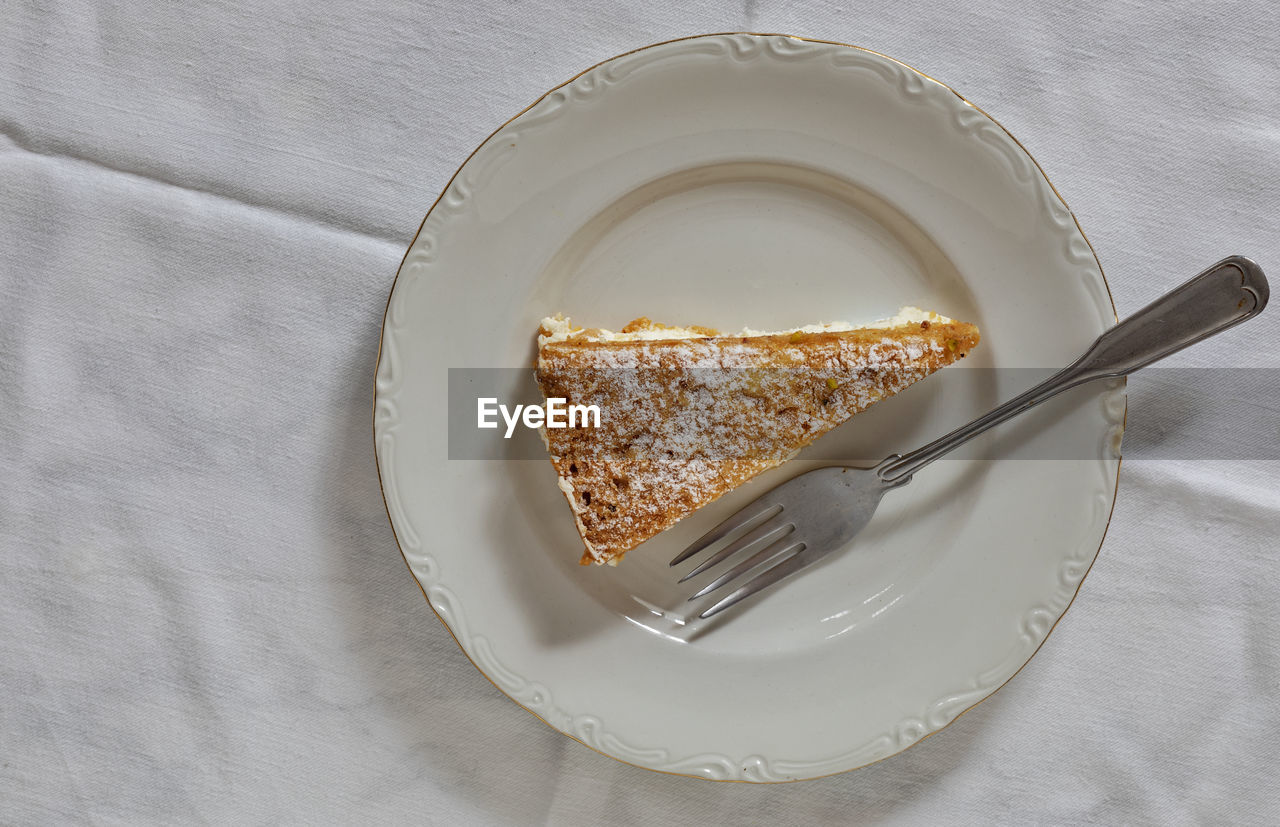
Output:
[535,309,980,565]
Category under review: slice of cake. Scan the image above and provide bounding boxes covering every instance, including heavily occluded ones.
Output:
[535,309,980,565]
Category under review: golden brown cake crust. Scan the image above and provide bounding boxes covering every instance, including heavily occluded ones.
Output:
[536,319,980,565]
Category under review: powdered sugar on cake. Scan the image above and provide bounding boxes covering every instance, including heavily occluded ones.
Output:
[534,311,980,565]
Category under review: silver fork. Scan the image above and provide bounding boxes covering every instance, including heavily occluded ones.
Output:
[671,256,1269,619]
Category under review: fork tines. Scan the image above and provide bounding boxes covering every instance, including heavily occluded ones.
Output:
[678,518,795,583]
[696,547,811,618]
[671,500,810,617]
[669,501,783,567]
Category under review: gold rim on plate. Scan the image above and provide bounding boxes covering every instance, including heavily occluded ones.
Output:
[372,31,1126,782]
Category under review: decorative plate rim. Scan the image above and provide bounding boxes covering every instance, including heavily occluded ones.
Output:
[372,31,1126,782]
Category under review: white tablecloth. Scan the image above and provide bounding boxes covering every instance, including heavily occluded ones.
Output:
[4,2,1279,823]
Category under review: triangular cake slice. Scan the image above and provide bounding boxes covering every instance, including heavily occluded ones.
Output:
[535,309,980,565]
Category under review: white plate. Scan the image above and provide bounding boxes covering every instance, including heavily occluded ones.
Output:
[375,33,1126,781]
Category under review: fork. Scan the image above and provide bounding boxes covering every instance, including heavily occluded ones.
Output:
[671,256,1269,619]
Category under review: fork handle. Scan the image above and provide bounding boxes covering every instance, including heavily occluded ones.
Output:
[878,256,1269,483]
